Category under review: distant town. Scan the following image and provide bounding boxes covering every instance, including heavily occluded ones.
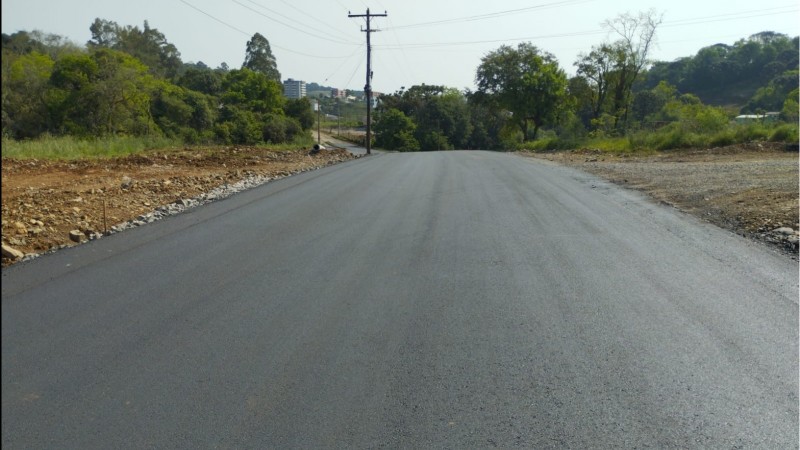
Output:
[282,78,380,104]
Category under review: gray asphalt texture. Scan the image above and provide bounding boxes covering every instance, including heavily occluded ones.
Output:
[3,151,798,448]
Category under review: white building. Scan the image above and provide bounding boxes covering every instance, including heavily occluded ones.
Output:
[283,79,306,99]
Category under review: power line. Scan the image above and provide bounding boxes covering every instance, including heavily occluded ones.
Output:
[179,0,251,37]
[233,0,359,45]
[322,45,366,85]
[342,49,366,89]
[374,7,798,50]
[384,16,417,88]
[386,0,595,31]
[178,0,355,59]
[660,6,799,28]
[274,0,356,42]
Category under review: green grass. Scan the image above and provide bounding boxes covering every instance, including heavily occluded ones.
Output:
[524,121,799,154]
[1,132,317,160]
[1,134,182,160]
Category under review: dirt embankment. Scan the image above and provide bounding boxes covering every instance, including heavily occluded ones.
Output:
[2,146,358,266]
[523,142,799,259]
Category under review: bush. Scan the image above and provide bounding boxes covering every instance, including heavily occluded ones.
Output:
[629,123,706,150]
[734,123,770,142]
[708,130,736,147]
[262,115,287,144]
[768,124,799,143]
[262,115,304,144]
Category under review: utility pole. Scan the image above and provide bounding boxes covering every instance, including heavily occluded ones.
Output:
[349,8,387,155]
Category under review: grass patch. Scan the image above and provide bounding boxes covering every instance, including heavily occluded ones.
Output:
[1,132,316,160]
[1,134,182,160]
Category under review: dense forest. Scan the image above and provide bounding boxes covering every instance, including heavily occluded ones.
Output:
[2,13,798,151]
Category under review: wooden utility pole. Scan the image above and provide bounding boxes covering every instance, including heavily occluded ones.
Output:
[348,8,387,155]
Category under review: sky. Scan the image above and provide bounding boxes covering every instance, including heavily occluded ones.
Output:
[2,0,799,94]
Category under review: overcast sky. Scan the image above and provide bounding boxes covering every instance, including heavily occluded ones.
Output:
[3,0,798,93]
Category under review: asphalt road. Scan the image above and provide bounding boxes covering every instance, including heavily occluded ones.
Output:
[3,151,797,448]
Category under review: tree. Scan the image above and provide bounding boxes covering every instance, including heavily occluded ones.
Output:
[413,89,472,150]
[374,108,419,151]
[476,42,568,141]
[781,88,799,122]
[601,9,662,130]
[284,98,315,130]
[377,85,473,150]
[177,66,223,96]
[566,76,595,130]
[743,69,800,113]
[220,68,284,115]
[465,90,513,149]
[242,33,280,82]
[49,48,155,136]
[2,31,46,55]
[150,81,216,143]
[631,81,674,123]
[2,51,55,138]
[575,43,615,121]
[88,19,182,79]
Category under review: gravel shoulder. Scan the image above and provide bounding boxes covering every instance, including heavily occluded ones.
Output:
[521,142,799,259]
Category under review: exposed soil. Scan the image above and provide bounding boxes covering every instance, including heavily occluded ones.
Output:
[522,142,799,259]
[2,145,358,266]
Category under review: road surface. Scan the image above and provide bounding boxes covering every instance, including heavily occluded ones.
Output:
[3,151,797,448]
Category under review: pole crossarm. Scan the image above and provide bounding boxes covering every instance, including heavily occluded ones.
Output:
[348,9,387,155]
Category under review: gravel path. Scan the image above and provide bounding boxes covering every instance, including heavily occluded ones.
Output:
[524,144,799,258]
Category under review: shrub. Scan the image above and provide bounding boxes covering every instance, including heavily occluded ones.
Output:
[734,123,770,142]
[708,130,736,147]
[768,124,799,143]
[262,115,287,144]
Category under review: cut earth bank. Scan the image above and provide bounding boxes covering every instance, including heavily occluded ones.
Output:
[1,146,357,266]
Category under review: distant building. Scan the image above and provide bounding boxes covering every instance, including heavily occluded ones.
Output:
[283,79,306,99]
[331,88,346,98]
[371,92,382,108]
[734,112,780,124]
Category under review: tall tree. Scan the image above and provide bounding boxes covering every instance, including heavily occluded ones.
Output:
[575,43,615,120]
[475,42,568,141]
[88,19,182,79]
[242,33,280,82]
[602,9,662,129]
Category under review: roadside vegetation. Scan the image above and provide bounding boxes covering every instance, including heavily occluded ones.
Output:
[2,22,314,158]
[1,12,798,158]
[371,13,798,153]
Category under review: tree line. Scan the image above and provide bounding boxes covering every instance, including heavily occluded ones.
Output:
[2,19,313,145]
[2,12,798,151]
[374,11,798,151]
